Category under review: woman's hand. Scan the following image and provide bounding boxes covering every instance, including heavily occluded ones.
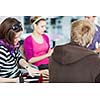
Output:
[39,69,49,82]
[47,48,54,57]
[19,59,40,77]
[40,69,49,78]
[26,66,40,77]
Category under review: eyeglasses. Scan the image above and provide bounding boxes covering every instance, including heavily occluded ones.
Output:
[11,22,22,31]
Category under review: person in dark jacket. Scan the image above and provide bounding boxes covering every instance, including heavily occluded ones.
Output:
[49,19,100,83]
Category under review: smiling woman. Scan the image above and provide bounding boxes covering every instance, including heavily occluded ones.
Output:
[0,17,41,83]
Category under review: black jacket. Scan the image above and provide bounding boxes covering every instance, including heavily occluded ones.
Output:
[49,42,100,83]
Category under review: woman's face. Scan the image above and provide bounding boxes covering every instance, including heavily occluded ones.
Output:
[85,16,96,23]
[35,20,46,34]
[13,31,22,46]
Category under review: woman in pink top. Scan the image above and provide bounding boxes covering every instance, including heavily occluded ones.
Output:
[24,16,54,77]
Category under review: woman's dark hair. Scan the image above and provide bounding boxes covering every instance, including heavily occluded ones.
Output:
[0,17,23,45]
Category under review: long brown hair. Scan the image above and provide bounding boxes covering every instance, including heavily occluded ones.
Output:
[0,17,23,45]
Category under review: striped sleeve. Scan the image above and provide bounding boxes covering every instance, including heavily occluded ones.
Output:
[0,46,20,78]
[15,48,23,63]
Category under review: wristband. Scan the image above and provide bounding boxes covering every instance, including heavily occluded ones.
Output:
[25,66,29,69]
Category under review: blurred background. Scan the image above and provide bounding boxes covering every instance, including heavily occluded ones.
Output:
[0,16,99,47]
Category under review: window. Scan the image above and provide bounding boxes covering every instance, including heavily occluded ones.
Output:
[24,16,33,33]
[51,18,56,25]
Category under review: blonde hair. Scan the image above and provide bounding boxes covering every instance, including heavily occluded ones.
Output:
[71,19,95,47]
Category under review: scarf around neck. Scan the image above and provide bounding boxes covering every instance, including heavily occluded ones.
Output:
[0,40,20,56]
